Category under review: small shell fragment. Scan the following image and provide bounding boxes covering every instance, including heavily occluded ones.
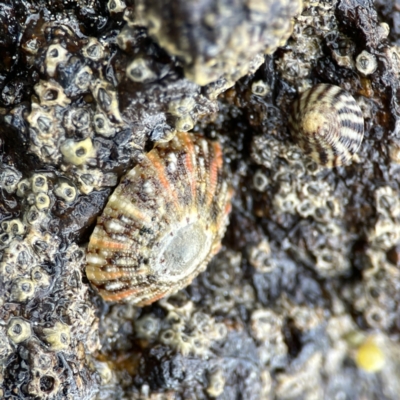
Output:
[289,84,364,168]
[86,131,232,306]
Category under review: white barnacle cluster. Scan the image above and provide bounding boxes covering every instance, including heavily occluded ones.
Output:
[0,173,60,305]
[250,298,328,381]
[0,216,99,398]
[0,159,99,398]
[250,309,287,368]
[249,295,340,399]
[275,0,336,91]
[135,294,227,358]
[21,26,129,195]
[368,186,400,251]
[199,249,256,314]
[251,135,350,277]
[17,174,53,226]
[351,250,400,331]
[340,186,400,332]
[115,20,215,143]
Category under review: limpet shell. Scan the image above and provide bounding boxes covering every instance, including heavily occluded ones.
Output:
[86,131,232,306]
[289,84,364,167]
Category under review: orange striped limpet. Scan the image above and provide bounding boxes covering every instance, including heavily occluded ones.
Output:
[86,131,232,306]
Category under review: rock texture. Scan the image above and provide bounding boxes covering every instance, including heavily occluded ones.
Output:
[1,0,400,399]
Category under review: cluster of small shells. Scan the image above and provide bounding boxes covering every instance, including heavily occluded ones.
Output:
[337,186,400,332]
[15,23,127,194]
[7,4,225,196]
[136,295,227,357]
[251,135,352,277]
[198,249,256,315]
[0,163,99,398]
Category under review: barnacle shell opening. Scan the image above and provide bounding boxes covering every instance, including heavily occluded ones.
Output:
[289,84,365,168]
[86,131,232,306]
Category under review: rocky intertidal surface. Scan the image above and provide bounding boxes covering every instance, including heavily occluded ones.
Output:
[1,0,400,399]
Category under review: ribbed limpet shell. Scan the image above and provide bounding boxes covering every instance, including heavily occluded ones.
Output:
[289,84,364,167]
[86,131,232,305]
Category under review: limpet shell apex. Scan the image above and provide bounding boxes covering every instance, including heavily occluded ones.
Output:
[86,131,232,306]
[289,84,364,168]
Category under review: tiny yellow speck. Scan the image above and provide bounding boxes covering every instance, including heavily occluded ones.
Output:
[355,337,385,373]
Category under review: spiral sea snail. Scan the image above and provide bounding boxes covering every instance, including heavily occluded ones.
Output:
[289,84,364,168]
[86,131,232,306]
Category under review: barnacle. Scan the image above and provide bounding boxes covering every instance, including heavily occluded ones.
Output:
[251,80,270,96]
[82,38,105,61]
[25,206,45,226]
[60,137,96,166]
[135,314,160,340]
[54,182,77,203]
[0,167,22,194]
[45,44,69,77]
[1,219,25,236]
[252,169,269,192]
[42,322,71,351]
[16,178,31,197]
[31,174,49,193]
[250,309,282,342]
[11,278,35,302]
[93,113,116,137]
[35,193,51,210]
[86,131,232,305]
[28,371,61,399]
[168,98,196,117]
[289,84,364,167]
[126,58,157,83]
[74,66,93,91]
[34,80,71,108]
[31,266,51,289]
[356,50,378,76]
[248,240,276,273]
[207,369,225,398]
[175,115,194,132]
[7,318,32,344]
[108,0,126,14]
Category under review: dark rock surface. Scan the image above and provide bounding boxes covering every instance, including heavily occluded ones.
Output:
[1,0,400,399]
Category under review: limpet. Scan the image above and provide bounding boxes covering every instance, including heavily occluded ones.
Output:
[86,131,232,306]
[289,84,364,167]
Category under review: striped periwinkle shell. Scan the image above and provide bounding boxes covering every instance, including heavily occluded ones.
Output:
[289,84,364,167]
[86,131,232,306]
